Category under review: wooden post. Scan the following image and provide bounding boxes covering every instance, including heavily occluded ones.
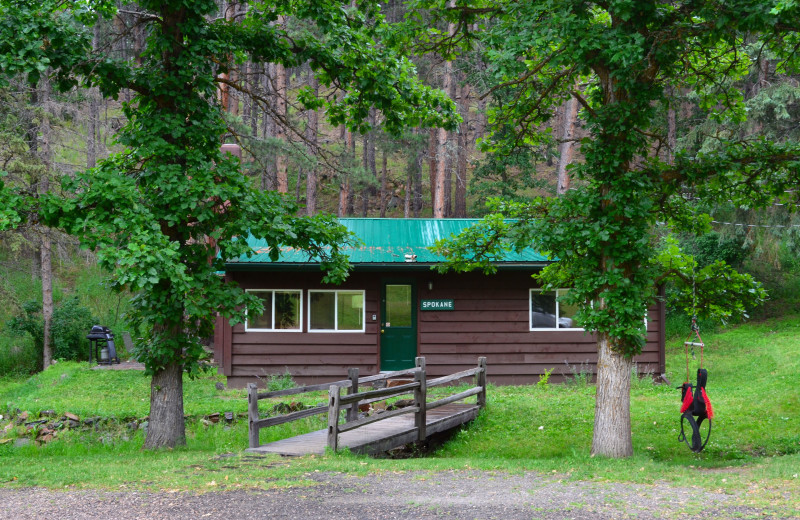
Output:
[477,357,487,409]
[247,383,260,449]
[414,357,427,441]
[327,384,341,452]
[346,367,359,423]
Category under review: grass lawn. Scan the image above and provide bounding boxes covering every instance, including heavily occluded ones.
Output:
[1,315,798,515]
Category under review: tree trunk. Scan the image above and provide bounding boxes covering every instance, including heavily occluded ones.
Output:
[305,73,319,216]
[413,145,423,217]
[591,333,634,457]
[40,230,53,368]
[275,21,288,194]
[380,149,388,217]
[428,129,437,212]
[38,76,54,369]
[144,361,186,448]
[261,63,277,191]
[87,24,100,169]
[454,81,470,218]
[556,91,579,195]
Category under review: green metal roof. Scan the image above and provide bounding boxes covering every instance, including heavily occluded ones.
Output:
[225,218,550,268]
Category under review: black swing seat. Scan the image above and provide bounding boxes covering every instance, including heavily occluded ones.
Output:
[678,368,712,453]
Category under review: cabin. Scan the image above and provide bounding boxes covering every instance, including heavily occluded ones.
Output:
[214,218,665,388]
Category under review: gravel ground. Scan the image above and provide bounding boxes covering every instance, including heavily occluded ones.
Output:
[1,471,796,520]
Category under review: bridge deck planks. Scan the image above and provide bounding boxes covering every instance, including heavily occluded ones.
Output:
[246,403,480,456]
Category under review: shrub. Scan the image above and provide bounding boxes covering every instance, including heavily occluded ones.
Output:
[51,297,96,361]
[5,298,96,364]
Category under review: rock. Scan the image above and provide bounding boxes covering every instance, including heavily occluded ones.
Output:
[39,410,56,418]
[15,411,29,425]
[215,382,225,391]
[358,403,371,412]
[126,421,138,431]
[64,412,80,422]
[206,413,220,424]
[390,399,415,409]
[140,420,148,433]
[66,419,80,429]
[83,417,101,427]
[224,412,234,423]
[24,419,48,427]
[13,438,31,448]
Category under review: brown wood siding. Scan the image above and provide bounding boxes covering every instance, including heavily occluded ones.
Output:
[220,269,665,387]
[225,271,380,385]
[416,271,662,384]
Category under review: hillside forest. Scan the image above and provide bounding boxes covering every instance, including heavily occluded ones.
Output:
[2,1,800,456]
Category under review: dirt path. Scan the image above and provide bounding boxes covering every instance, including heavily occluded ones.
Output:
[1,470,796,519]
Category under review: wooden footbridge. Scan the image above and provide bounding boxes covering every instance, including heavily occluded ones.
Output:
[245,357,486,456]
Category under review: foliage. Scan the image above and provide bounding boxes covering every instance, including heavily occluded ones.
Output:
[5,301,44,371]
[259,370,297,392]
[423,0,800,456]
[536,367,552,389]
[0,175,23,231]
[5,298,95,363]
[0,0,460,447]
[50,297,95,361]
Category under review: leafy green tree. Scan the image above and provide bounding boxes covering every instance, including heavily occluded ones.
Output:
[1,0,457,448]
[426,1,800,457]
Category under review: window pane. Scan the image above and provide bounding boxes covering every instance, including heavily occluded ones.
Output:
[337,292,364,330]
[385,285,412,327]
[275,291,300,330]
[557,289,579,329]
[531,291,557,328]
[248,292,273,329]
[310,292,335,330]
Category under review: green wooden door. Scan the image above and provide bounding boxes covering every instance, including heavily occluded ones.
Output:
[380,282,417,371]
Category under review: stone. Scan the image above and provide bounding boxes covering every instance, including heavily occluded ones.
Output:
[13,438,31,448]
[206,413,220,424]
[224,412,234,423]
[64,412,80,422]
[15,411,29,425]
[215,382,225,391]
[83,416,101,427]
[126,421,139,431]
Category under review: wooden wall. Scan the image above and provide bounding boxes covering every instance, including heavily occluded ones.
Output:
[219,269,665,388]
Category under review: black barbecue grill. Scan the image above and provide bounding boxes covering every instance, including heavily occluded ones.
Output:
[87,325,120,365]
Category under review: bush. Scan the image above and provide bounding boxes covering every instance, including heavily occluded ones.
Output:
[5,298,96,364]
[0,335,40,376]
[51,297,96,361]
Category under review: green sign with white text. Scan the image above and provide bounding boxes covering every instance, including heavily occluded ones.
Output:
[420,299,454,311]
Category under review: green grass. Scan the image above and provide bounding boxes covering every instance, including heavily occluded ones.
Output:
[0,316,799,515]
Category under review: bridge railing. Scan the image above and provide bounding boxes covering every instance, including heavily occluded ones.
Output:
[327,356,487,452]
[247,356,487,451]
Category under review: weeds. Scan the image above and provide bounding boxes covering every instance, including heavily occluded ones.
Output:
[537,368,553,388]
[562,360,593,387]
[258,369,296,392]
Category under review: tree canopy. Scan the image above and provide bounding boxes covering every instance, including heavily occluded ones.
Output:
[0,0,458,448]
[423,0,800,457]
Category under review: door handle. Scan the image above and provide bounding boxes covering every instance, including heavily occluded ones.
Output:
[381,329,385,333]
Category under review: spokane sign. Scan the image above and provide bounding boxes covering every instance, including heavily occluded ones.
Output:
[420,299,454,311]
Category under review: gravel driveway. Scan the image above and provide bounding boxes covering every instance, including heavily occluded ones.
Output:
[1,470,796,520]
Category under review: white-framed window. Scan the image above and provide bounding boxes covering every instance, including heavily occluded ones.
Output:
[245,289,303,332]
[308,290,365,332]
[529,289,583,330]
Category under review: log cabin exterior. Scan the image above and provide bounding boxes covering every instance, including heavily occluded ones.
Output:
[214,218,666,388]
